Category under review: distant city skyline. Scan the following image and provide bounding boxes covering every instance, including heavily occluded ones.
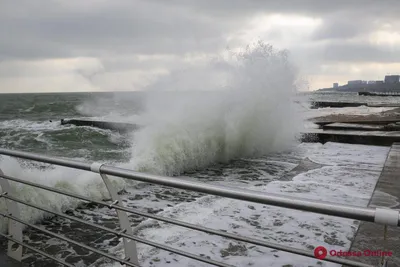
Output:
[328,74,400,88]
[1,1,400,93]
[318,74,400,92]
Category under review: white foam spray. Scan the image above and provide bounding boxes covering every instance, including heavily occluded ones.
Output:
[128,41,304,175]
[0,156,126,233]
[0,41,303,234]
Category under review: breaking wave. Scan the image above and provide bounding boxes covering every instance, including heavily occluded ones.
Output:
[128,41,303,175]
[0,41,304,233]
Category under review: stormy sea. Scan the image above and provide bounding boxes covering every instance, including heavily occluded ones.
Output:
[0,44,397,267]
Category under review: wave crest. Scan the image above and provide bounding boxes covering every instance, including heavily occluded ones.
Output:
[129,41,303,175]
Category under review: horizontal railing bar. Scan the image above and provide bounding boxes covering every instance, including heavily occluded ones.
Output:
[1,194,233,267]
[0,173,373,267]
[101,166,391,224]
[0,212,139,267]
[0,149,92,171]
[0,148,394,226]
[0,232,74,267]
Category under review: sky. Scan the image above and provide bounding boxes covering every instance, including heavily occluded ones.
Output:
[1,0,400,93]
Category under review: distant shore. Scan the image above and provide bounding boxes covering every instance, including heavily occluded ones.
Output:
[318,83,400,93]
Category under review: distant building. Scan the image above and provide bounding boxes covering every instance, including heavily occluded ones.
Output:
[384,75,400,84]
[348,80,363,85]
[321,75,400,92]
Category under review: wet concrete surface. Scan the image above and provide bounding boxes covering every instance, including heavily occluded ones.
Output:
[344,143,400,267]
[0,237,24,267]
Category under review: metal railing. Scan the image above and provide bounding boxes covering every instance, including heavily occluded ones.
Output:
[0,148,398,267]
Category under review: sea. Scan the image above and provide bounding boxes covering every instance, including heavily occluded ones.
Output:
[0,90,398,267]
[1,43,400,267]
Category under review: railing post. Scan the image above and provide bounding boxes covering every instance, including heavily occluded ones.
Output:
[0,169,23,261]
[90,163,139,265]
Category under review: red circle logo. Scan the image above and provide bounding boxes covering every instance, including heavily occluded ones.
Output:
[314,246,328,259]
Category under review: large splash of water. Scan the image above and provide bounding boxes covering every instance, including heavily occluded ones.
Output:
[127,41,303,175]
[0,41,304,233]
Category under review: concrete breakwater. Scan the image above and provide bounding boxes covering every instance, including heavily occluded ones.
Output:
[59,117,400,147]
[303,107,400,146]
[60,119,139,132]
[310,101,400,109]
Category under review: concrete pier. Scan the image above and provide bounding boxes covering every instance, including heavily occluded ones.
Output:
[60,119,139,132]
[0,255,22,267]
[0,239,23,267]
[311,118,400,127]
[344,143,400,267]
[301,130,400,146]
[303,107,400,146]
[310,101,368,109]
[310,101,400,109]
[321,123,385,131]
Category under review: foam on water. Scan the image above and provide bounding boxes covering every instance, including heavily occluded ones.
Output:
[0,119,64,131]
[0,120,130,231]
[106,142,389,267]
[0,156,128,233]
[0,118,124,141]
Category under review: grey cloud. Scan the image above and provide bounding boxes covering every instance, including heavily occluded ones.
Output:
[0,0,237,60]
[2,0,400,61]
[311,18,372,41]
[1,0,400,92]
[151,0,400,18]
[288,40,400,66]
[321,42,400,63]
[310,8,398,41]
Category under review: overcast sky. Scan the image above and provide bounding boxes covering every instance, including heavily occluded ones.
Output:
[1,0,400,93]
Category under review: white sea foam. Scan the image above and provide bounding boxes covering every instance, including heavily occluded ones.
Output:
[0,119,63,131]
[106,142,389,267]
[0,156,127,233]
